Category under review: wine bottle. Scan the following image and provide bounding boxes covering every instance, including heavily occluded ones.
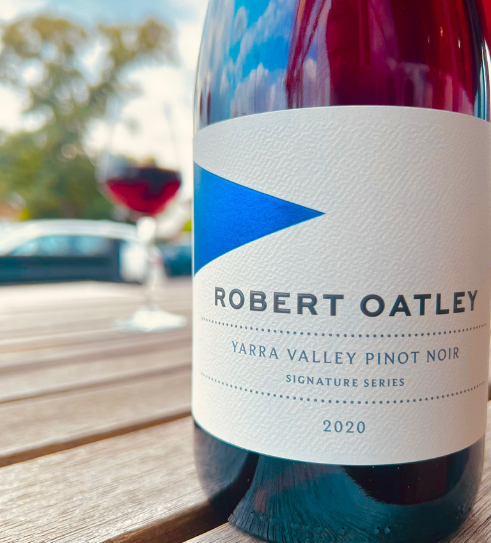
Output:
[192,2,491,542]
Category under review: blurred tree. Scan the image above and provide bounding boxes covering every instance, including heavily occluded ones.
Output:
[0,15,176,219]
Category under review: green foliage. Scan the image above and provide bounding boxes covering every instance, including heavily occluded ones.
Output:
[0,14,176,219]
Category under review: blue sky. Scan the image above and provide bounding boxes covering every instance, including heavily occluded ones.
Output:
[43,0,200,26]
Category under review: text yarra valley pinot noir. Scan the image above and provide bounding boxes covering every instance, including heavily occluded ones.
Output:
[193,1,491,542]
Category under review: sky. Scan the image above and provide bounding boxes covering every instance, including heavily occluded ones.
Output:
[0,0,209,199]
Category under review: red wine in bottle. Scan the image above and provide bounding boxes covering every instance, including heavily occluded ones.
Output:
[193,2,491,542]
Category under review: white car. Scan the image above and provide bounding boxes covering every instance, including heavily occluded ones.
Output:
[0,220,147,284]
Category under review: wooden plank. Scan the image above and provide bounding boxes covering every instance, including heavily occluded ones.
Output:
[0,323,191,364]
[0,418,220,543]
[0,369,191,466]
[0,308,135,337]
[0,279,191,302]
[0,308,192,354]
[186,408,491,543]
[0,280,192,329]
[0,282,191,353]
[0,282,141,310]
[0,313,191,353]
[0,298,191,338]
[0,281,191,340]
[0,280,191,315]
[0,324,191,371]
[0,345,190,403]
[187,524,256,543]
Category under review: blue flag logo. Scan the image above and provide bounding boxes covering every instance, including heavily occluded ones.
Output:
[194,165,324,274]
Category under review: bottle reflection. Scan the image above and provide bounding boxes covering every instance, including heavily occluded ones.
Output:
[286,0,484,115]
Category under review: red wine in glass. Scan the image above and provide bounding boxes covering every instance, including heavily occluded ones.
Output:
[104,165,182,216]
[99,158,186,332]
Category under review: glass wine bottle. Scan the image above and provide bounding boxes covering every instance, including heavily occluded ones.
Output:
[193,2,491,542]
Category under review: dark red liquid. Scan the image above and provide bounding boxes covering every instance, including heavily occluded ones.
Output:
[194,1,489,542]
[104,167,181,215]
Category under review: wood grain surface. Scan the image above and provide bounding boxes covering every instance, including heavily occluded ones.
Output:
[0,418,219,543]
[0,368,191,466]
[187,524,258,543]
[0,344,190,402]
[0,281,203,542]
[0,280,488,543]
[0,326,191,371]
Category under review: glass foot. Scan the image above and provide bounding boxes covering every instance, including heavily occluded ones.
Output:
[117,305,187,333]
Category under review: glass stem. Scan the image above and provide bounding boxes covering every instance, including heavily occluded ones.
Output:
[137,216,158,309]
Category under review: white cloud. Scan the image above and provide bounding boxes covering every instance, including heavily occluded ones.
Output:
[199,0,235,80]
[233,6,247,44]
[0,0,45,21]
[0,1,46,131]
[231,64,286,116]
[0,87,24,132]
[235,0,291,76]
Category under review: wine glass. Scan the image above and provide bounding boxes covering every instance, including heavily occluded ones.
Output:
[100,157,187,332]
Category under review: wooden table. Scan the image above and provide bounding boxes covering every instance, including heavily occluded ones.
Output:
[0,280,489,542]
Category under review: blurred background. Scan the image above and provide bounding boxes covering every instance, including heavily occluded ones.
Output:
[0,0,208,285]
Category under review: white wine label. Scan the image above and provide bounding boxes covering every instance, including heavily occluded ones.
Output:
[192,106,491,466]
